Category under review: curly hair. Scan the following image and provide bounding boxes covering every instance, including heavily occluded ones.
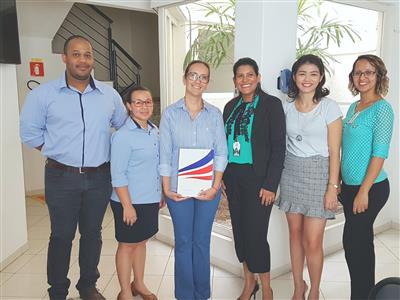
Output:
[348,54,389,97]
[288,54,329,103]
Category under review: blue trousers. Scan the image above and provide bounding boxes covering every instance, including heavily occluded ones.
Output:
[45,166,111,299]
[166,191,221,300]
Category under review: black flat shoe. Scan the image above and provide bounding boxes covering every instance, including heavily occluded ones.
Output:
[237,281,260,300]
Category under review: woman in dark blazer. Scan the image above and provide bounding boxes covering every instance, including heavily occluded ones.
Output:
[223,57,286,300]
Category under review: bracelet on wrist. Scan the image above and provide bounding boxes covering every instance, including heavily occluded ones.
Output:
[328,182,339,189]
[211,186,219,192]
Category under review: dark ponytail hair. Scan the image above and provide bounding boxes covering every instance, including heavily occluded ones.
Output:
[233,57,264,96]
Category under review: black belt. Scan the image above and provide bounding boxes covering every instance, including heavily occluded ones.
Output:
[46,159,109,174]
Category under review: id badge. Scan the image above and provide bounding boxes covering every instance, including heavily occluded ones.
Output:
[233,140,240,157]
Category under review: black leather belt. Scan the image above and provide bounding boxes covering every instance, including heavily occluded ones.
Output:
[46,159,109,174]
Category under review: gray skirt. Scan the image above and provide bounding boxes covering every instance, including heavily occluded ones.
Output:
[275,152,335,219]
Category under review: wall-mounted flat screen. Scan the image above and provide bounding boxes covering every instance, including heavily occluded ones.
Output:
[0,0,21,64]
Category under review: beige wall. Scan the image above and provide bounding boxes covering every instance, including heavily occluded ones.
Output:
[100,6,160,97]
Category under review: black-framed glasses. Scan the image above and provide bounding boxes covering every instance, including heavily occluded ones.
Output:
[187,72,209,83]
[352,70,376,78]
[131,99,153,107]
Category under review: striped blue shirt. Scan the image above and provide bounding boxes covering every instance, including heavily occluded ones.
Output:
[111,117,161,204]
[159,98,228,192]
[20,73,127,167]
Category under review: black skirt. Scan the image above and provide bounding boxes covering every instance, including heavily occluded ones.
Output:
[110,200,159,243]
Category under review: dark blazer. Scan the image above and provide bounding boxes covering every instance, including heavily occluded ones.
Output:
[223,90,286,193]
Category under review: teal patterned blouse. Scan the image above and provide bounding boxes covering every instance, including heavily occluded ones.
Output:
[341,99,394,185]
[225,95,260,164]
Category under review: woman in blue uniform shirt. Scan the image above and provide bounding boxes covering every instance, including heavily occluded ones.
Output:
[110,86,162,300]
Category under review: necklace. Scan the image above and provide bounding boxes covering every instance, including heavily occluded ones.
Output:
[347,111,360,124]
[296,110,306,142]
[294,100,317,142]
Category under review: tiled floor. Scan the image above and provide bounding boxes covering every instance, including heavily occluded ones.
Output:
[1,198,399,299]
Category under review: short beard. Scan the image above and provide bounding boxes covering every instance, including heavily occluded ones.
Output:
[71,72,91,81]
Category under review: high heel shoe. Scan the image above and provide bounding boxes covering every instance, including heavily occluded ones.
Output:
[237,281,260,300]
[130,281,157,300]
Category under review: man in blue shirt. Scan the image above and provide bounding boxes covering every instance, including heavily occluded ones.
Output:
[20,35,126,300]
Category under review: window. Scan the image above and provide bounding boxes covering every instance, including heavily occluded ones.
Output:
[297,1,382,115]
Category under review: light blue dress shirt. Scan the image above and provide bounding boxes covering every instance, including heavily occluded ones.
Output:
[159,98,228,192]
[110,117,161,204]
[20,73,127,167]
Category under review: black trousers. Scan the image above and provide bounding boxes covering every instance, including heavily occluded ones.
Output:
[340,179,390,300]
[223,163,273,273]
[45,166,112,299]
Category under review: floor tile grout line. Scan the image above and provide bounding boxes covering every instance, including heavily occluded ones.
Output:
[376,235,400,260]
[0,272,16,287]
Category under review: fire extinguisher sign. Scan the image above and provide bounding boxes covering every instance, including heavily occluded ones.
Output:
[30,59,44,77]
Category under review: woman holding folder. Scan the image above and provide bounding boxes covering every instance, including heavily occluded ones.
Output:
[159,60,228,300]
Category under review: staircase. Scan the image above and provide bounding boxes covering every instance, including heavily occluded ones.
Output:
[52,3,142,98]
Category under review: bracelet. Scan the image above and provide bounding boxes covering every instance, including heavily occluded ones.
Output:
[328,182,339,189]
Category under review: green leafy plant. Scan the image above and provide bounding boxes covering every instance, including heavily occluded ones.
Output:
[297,0,361,74]
[184,0,361,74]
[183,0,235,69]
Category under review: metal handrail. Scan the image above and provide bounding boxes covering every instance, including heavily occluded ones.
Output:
[116,64,134,82]
[56,3,142,92]
[74,5,109,31]
[120,81,138,96]
[87,4,113,24]
[63,20,109,53]
[116,54,136,74]
[112,39,142,70]
[69,11,109,41]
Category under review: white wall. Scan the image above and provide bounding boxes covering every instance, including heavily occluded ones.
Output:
[78,0,152,12]
[0,64,28,267]
[379,1,399,227]
[16,0,72,193]
[17,36,66,193]
[235,0,298,273]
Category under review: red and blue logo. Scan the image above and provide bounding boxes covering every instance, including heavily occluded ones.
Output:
[178,150,214,180]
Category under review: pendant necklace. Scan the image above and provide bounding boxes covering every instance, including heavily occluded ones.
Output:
[295,100,318,142]
[347,111,360,125]
[296,109,305,142]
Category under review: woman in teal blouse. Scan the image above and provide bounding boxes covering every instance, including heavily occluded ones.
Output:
[341,54,394,300]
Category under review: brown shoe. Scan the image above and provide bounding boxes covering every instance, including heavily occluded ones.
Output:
[78,286,106,300]
[130,282,157,300]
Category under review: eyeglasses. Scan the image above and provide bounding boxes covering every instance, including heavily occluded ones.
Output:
[187,72,209,83]
[131,100,153,107]
[352,70,376,78]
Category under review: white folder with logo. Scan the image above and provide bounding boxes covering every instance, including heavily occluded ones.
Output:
[177,148,214,197]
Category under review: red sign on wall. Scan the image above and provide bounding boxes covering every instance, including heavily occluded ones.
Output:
[30,60,44,77]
